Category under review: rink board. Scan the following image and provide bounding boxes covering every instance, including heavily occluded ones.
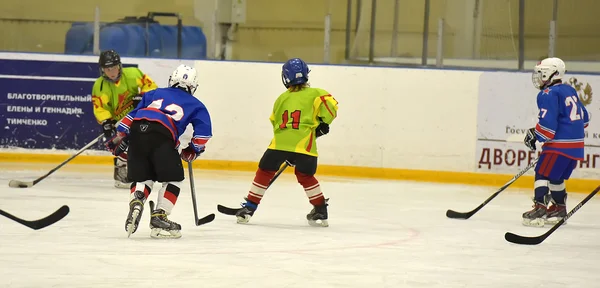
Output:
[1,152,598,194]
[1,52,599,194]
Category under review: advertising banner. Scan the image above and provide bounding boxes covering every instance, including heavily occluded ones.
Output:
[0,58,138,150]
[476,71,600,179]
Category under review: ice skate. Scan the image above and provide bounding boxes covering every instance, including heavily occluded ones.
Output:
[114,158,131,189]
[546,201,567,225]
[236,198,258,224]
[125,190,146,237]
[307,199,329,227]
[149,209,182,239]
[522,201,547,227]
[114,180,131,189]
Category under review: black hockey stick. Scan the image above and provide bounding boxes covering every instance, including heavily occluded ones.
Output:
[187,162,215,226]
[505,185,600,245]
[0,205,70,230]
[8,134,104,188]
[446,157,539,219]
[217,162,291,215]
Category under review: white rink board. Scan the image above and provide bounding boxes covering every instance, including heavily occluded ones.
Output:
[193,61,481,172]
[1,52,599,180]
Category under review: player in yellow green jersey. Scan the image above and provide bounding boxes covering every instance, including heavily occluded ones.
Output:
[234,58,338,227]
[92,50,158,189]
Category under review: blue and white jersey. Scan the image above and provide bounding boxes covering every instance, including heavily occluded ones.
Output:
[117,87,212,152]
[534,83,589,160]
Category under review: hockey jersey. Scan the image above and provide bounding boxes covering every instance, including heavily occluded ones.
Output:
[268,87,338,157]
[91,67,158,123]
[116,87,212,152]
[534,83,589,160]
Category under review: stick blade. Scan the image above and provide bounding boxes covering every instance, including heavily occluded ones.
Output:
[8,180,33,188]
[30,205,70,230]
[195,213,215,226]
[504,232,545,245]
[217,204,241,216]
[446,209,473,219]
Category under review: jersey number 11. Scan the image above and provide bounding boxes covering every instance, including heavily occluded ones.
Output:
[280,110,301,129]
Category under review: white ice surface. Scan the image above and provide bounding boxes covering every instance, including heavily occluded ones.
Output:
[0,163,599,288]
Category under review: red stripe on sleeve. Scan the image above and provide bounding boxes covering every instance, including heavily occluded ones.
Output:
[535,123,555,139]
[192,138,208,146]
[121,116,133,127]
[320,95,335,117]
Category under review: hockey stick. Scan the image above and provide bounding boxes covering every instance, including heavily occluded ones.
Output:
[8,134,104,188]
[446,157,539,219]
[217,162,291,215]
[187,162,215,226]
[505,185,600,245]
[0,205,70,230]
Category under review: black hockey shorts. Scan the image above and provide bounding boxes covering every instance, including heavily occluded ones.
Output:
[258,149,318,176]
[127,120,184,183]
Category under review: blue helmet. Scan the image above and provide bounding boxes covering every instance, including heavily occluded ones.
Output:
[281,58,310,88]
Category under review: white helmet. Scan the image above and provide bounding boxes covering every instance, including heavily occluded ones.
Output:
[532,57,566,90]
[168,64,198,94]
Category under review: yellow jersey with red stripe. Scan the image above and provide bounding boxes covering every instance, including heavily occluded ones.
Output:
[91,67,158,123]
[267,87,338,157]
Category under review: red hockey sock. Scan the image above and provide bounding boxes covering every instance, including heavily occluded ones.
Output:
[296,172,325,205]
[246,168,276,204]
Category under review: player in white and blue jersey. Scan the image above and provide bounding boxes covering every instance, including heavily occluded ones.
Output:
[522,57,589,227]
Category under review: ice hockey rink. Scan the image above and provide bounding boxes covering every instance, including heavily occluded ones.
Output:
[0,163,598,288]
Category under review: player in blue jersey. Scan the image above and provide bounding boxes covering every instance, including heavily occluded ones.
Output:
[106,64,212,238]
[522,57,589,227]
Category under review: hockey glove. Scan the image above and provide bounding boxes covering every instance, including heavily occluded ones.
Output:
[181,145,204,162]
[315,122,330,138]
[524,127,537,151]
[106,132,129,158]
[101,119,117,138]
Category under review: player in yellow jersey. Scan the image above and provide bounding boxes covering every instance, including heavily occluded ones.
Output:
[92,50,158,189]
[235,58,338,227]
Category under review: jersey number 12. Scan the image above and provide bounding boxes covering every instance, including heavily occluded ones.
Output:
[148,99,184,121]
[280,110,301,129]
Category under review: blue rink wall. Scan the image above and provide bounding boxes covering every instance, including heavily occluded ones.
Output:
[1,52,599,193]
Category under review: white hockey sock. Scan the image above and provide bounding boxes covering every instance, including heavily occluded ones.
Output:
[131,180,154,200]
[156,181,182,215]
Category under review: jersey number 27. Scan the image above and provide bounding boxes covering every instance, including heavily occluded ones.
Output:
[565,95,584,121]
[538,95,583,122]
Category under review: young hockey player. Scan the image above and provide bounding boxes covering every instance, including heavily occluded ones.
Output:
[522,57,589,227]
[92,49,158,189]
[233,58,338,227]
[105,64,212,238]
